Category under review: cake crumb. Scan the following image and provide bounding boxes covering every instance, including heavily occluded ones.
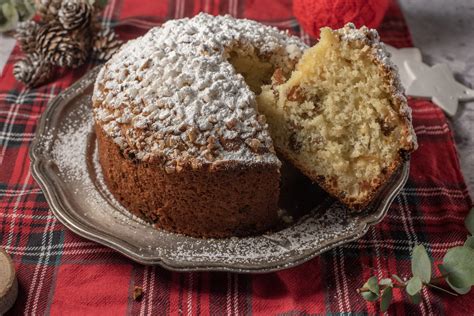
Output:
[133,286,143,301]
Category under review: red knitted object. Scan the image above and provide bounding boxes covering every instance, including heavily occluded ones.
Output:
[293,0,390,37]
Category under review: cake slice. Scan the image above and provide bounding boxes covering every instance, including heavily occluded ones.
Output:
[257,23,417,209]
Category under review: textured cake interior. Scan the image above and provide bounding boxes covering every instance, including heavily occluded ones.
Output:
[227,51,274,94]
[254,28,412,208]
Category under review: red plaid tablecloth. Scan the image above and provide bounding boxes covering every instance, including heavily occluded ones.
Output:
[1,0,473,315]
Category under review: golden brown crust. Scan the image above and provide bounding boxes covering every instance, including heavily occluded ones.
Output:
[376,59,417,153]
[275,145,404,210]
[95,124,281,238]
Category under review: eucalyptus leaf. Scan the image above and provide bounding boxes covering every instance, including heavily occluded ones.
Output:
[438,264,471,294]
[392,274,405,285]
[361,290,379,302]
[95,0,109,8]
[365,276,380,295]
[466,208,474,235]
[465,236,474,249]
[0,2,19,32]
[443,246,474,285]
[412,245,432,283]
[379,278,393,287]
[426,282,459,296]
[446,282,471,295]
[15,0,35,21]
[408,292,422,304]
[406,276,423,296]
[380,287,393,312]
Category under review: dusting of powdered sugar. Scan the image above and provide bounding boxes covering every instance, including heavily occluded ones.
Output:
[337,23,418,149]
[92,13,307,172]
[51,104,93,181]
[166,203,358,264]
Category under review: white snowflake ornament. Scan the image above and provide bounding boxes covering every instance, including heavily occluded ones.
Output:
[385,45,422,88]
[405,61,474,117]
[385,45,474,117]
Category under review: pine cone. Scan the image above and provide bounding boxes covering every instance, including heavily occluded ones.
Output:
[15,21,40,54]
[35,0,63,19]
[91,27,123,61]
[58,0,92,30]
[36,22,91,68]
[13,53,53,87]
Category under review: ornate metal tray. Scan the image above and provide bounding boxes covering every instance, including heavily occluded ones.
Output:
[30,67,410,273]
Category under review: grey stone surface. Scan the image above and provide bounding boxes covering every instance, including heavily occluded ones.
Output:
[400,0,474,197]
[0,34,15,75]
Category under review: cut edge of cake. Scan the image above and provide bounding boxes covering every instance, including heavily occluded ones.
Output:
[257,23,418,210]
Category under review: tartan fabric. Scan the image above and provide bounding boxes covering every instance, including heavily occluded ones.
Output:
[0,0,473,314]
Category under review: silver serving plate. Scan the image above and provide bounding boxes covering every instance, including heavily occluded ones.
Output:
[30,67,410,273]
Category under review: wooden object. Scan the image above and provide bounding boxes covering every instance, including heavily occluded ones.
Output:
[0,248,18,314]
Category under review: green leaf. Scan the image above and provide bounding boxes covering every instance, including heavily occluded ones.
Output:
[447,283,471,295]
[466,208,474,235]
[15,0,35,21]
[408,292,422,304]
[0,2,19,32]
[379,278,393,287]
[426,282,459,296]
[95,0,109,9]
[364,276,380,296]
[465,236,474,249]
[443,246,474,286]
[411,245,432,283]
[392,274,405,284]
[406,276,423,296]
[438,264,471,294]
[361,290,379,302]
[380,287,393,312]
